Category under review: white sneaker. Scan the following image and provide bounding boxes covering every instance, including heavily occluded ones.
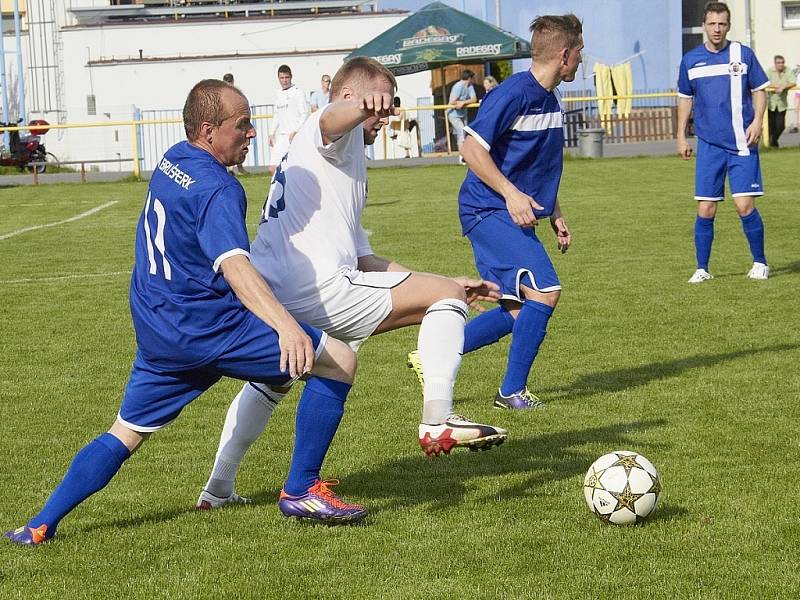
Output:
[196,489,252,510]
[418,414,507,456]
[688,269,713,284]
[747,262,769,280]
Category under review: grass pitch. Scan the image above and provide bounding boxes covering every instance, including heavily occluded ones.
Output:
[1,150,799,599]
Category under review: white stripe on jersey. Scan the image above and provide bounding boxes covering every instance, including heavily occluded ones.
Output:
[687,62,748,80]
[729,42,749,156]
[143,192,157,275]
[510,111,563,132]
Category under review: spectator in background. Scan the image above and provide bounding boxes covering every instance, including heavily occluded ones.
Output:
[310,74,332,112]
[447,69,477,163]
[767,55,796,147]
[483,75,499,95]
[268,64,308,175]
[222,72,248,174]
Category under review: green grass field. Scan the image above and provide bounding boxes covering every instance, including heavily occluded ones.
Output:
[1,151,799,599]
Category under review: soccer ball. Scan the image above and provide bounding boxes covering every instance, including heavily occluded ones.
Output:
[583,450,661,525]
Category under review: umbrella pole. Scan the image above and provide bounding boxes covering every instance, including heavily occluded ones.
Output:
[441,65,452,155]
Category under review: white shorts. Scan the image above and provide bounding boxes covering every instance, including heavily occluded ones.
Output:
[269,133,291,166]
[285,269,411,351]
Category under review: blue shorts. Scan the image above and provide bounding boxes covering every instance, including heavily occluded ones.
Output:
[695,138,763,201]
[466,210,561,302]
[118,313,326,432]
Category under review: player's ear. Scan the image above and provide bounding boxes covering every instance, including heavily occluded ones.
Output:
[340,85,354,100]
[561,48,569,65]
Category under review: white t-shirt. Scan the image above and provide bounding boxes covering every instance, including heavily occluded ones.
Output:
[252,105,372,308]
[270,85,309,136]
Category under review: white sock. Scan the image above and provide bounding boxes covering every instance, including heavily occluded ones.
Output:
[203,382,287,498]
[418,298,468,425]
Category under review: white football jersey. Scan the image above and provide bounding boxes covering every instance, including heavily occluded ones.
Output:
[252,105,372,308]
[270,85,308,135]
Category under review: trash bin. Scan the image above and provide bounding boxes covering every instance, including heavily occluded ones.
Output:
[578,127,605,158]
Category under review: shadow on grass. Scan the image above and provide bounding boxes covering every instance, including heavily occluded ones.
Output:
[306,419,674,515]
[78,419,683,533]
[540,342,800,402]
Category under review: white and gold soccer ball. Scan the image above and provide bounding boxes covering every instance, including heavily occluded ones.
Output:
[583,450,661,525]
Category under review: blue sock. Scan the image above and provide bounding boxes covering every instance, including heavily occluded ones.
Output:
[28,432,130,535]
[694,216,715,270]
[500,300,554,396]
[463,306,515,354]
[284,377,350,496]
[740,209,766,264]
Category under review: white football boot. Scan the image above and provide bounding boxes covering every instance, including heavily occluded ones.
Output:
[196,489,252,510]
[419,415,507,456]
[688,269,713,284]
[747,262,770,280]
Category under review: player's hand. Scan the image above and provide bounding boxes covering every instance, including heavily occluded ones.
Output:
[505,188,543,228]
[453,276,501,311]
[677,138,693,160]
[550,216,571,253]
[745,122,762,146]
[359,93,398,119]
[277,322,316,379]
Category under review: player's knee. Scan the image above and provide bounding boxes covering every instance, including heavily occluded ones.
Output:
[521,287,560,307]
[435,279,467,304]
[317,337,357,384]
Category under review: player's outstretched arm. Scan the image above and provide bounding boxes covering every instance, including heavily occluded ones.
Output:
[461,135,543,228]
[220,254,315,378]
[676,97,693,160]
[320,94,398,144]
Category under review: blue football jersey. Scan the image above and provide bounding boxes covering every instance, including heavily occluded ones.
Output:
[458,70,564,234]
[678,41,769,155]
[129,141,252,370]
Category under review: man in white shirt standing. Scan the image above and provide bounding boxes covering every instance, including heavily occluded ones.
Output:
[268,64,308,175]
[197,57,508,510]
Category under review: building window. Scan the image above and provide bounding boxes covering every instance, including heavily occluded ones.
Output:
[783,2,800,28]
[87,95,97,116]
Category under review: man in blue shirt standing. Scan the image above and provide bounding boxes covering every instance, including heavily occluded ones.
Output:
[677,2,770,283]
[448,69,477,161]
[5,80,367,545]
[451,15,582,409]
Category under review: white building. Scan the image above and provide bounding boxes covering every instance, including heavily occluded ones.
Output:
[1,1,432,169]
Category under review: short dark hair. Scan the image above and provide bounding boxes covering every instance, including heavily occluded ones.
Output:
[330,56,397,98]
[703,2,730,22]
[222,72,234,84]
[775,55,785,61]
[461,69,475,80]
[529,14,583,60]
[182,79,242,140]
[278,64,292,76]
